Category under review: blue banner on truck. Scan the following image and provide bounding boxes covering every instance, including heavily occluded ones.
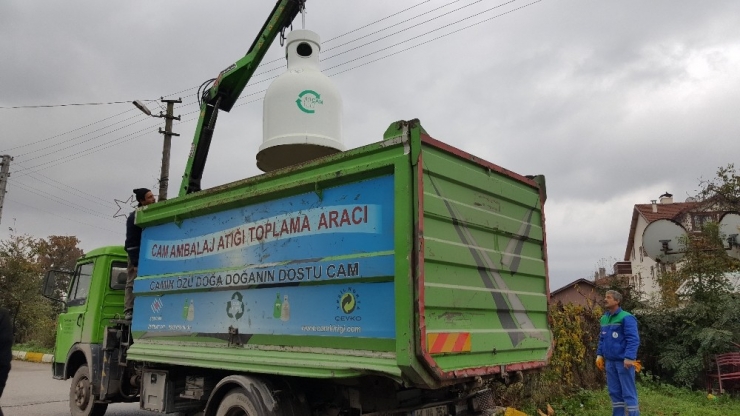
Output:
[132,282,395,339]
[132,175,396,339]
[134,175,395,293]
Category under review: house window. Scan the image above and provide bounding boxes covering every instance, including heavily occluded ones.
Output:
[650,266,654,278]
[692,213,715,230]
[632,245,636,260]
[660,263,667,274]
[640,246,644,262]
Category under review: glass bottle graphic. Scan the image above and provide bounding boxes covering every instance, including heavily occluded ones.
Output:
[280,295,290,322]
[182,298,189,319]
[273,293,282,319]
[187,299,195,321]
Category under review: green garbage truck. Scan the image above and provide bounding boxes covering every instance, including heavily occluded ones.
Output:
[43,119,552,415]
[41,1,552,414]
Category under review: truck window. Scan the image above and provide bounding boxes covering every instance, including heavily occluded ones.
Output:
[110,262,128,290]
[67,262,94,306]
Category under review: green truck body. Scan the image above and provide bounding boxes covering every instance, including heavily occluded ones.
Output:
[48,121,551,415]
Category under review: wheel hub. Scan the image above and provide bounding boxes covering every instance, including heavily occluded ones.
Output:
[74,376,90,409]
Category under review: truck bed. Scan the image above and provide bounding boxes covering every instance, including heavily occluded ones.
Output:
[128,120,551,388]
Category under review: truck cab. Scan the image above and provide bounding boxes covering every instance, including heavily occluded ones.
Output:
[43,246,128,411]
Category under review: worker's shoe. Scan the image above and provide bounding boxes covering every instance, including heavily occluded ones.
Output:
[123,311,133,321]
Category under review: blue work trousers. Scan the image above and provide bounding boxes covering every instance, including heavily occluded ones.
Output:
[606,359,639,416]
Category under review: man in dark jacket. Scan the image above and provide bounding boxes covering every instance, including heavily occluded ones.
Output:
[0,307,13,416]
[123,188,156,320]
[596,290,640,416]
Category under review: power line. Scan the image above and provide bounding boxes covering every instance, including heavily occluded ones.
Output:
[15,117,163,163]
[323,0,469,53]
[0,100,159,110]
[327,0,542,77]
[323,0,435,43]
[0,1,460,158]
[226,0,445,74]
[17,0,540,175]
[9,0,540,176]
[326,1,542,77]
[20,170,115,209]
[6,198,120,234]
[322,0,507,62]
[11,181,120,223]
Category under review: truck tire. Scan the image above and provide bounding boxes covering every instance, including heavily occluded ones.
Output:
[70,365,109,416]
[215,388,260,416]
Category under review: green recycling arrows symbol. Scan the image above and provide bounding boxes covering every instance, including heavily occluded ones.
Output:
[296,90,322,114]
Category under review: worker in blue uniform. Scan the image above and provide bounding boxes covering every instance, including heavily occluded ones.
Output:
[596,290,640,416]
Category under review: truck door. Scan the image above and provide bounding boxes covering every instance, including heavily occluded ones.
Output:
[54,262,94,366]
[98,261,127,336]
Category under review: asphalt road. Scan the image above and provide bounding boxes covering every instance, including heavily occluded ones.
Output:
[1,361,151,416]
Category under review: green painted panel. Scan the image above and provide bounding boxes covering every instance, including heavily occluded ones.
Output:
[423,195,543,242]
[423,235,545,278]
[423,286,548,314]
[421,150,541,208]
[126,339,402,380]
[420,143,551,373]
[423,262,546,295]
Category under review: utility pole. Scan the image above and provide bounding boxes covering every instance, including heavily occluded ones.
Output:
[156,98,181,201]
[0,155,13,225]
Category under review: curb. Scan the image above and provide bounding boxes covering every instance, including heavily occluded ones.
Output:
[12,350,53,363]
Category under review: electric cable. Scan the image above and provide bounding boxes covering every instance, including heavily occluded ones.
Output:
[6,198,121,235]
[323,0,434,43]
[18,0,540,175]
[2,0,461,157]
[20,170,116,209]
[0,100,159,109]
[11,181,121,223]
[10,0,540,176]
[323,0,470,53]
[326,1,542,76]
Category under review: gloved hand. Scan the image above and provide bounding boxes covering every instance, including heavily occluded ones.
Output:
[633,360,642,373]
[596,355,605,371]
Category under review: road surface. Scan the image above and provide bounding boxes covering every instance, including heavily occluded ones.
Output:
[1,361,150,416]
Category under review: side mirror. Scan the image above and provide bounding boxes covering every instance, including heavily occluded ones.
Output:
[42,269,73,303]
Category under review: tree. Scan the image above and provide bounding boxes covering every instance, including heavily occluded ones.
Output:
[37,235,84,305]
[696,163,740,208]
[0,234,47,343]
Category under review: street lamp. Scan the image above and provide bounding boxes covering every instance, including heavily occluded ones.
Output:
[132,98,181,202]
[132,100,153,117]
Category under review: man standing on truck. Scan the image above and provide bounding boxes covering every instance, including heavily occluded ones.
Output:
[596,290,640,416]
[124,188,156,320]
[0,307,13,416]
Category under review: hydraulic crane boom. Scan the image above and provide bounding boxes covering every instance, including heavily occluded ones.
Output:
[179,0,305,197]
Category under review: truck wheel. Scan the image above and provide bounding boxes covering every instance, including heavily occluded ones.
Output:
[70,365,109,416]
[215,388,260,416]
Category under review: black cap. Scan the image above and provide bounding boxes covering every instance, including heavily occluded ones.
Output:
[133,188,151,205]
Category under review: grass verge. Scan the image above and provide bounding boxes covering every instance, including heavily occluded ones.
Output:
[522,383,740,415]
[13,342,53,354]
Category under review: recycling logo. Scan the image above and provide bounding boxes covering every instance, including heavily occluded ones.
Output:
[226,292,245,320]
[296,90,323,114]
[337,287,360,315]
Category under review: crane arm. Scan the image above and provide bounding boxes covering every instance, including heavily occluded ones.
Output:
[179,0,305,197]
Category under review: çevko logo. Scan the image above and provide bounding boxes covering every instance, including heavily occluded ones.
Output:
[296,90,323,114]
[226,292,245,320]
[336,287,361,321]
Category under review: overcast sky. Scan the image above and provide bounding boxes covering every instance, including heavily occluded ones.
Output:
[1,0,738,290]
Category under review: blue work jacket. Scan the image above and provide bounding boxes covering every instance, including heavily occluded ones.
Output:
[596,307,640,361]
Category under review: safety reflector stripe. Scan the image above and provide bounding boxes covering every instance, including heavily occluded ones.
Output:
[428,332,471,354]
